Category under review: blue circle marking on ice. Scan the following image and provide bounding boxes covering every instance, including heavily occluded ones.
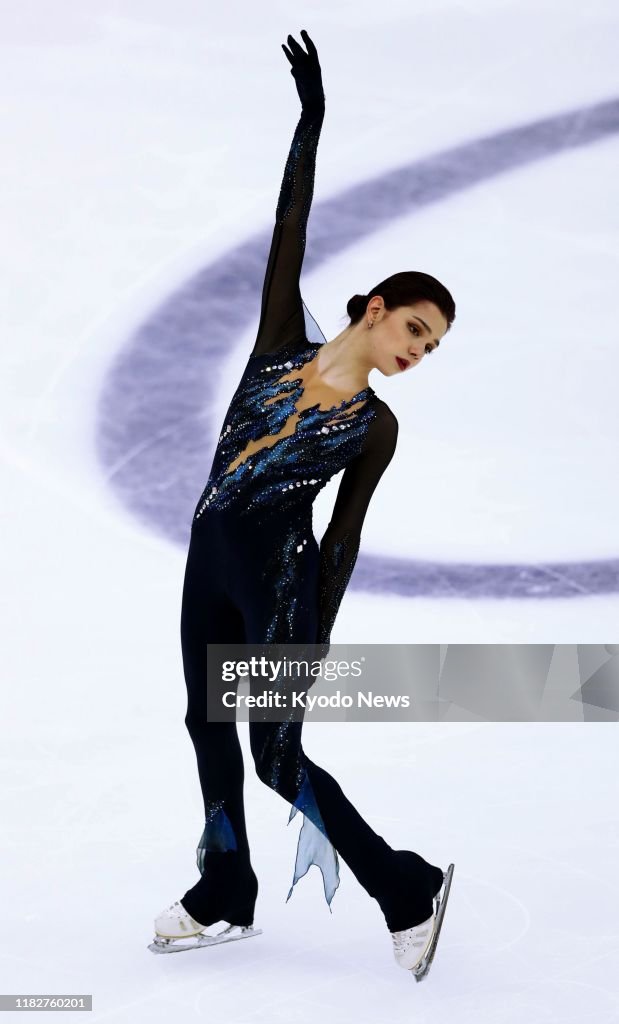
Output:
[95,98,619,598]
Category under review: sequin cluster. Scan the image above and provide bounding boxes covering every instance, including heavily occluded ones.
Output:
[262,530,302,642]
[317,528,361,645]
[192,342,377,523]
[255,721,307,795]
[276,106,325,246]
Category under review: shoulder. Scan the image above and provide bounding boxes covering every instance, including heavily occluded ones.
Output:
[362,395,399,463]
[370,396,399,442]
[249,333,311,364]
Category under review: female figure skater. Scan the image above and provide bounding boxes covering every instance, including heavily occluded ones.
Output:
[149,30,456,981]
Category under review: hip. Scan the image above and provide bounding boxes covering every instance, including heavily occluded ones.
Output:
[188,505,319,578]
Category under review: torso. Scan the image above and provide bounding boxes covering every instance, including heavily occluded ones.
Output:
[192,340,378,526]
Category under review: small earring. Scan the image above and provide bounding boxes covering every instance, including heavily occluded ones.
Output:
[367,320,373,329]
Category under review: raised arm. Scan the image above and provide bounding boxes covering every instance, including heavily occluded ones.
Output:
[252,30,326,358]
[317,402,399,646]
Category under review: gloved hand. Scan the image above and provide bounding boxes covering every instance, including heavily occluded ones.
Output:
[281,29,325,112]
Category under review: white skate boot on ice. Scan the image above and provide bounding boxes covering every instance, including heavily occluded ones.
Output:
[148,900,262,955]
[390,863,454,982]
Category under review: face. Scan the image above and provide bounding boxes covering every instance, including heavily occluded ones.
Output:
[366,298,448,376]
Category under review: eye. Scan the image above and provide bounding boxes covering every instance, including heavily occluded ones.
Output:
[408,323,420,336]
[425,343,435,355]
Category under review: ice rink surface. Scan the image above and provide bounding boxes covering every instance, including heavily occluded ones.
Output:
[1,1,618,1020]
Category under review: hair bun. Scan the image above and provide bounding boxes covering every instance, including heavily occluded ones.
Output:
[344,272,456,330]
[346,293,367,321]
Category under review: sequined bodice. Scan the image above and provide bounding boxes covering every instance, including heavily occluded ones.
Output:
[193,340,377,523]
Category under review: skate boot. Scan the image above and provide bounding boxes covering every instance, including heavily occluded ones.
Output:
[148,854,262,955]
[148,899,262,954]
[390,862,454,981]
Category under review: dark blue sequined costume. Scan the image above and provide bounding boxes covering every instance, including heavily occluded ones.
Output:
[179,103,443,932]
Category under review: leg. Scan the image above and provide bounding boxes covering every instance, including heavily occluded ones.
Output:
[241,542,443,931]
[179,525,258,925]
[250,714,443,929]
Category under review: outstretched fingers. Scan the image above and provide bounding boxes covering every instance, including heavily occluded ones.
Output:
[281,34,305,67]
[282,29,316,64]
[286,32,306,56]
[280,29,324,108]
[299,29,317,56]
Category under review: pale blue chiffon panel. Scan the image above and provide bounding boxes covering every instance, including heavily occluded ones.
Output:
[196,804,238,873]
[286,771,340,910]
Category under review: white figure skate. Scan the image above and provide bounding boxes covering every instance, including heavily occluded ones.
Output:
[148,900,262,955]
[390,862,454,982]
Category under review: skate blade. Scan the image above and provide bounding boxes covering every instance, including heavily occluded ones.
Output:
[411,863,455,983]
[148,923,263,955]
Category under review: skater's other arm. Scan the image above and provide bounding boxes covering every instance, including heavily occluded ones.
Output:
[251,31,325,358]
[317,403,399,646]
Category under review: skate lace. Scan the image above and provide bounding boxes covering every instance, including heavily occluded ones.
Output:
[166,900,190,916]
[391,920,433,958]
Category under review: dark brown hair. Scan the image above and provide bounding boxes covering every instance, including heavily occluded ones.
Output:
[345,271,456,330]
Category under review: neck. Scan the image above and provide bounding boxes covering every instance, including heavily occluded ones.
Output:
[317,323,373,392]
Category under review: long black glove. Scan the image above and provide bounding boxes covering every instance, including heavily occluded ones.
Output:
[281,29,325,111]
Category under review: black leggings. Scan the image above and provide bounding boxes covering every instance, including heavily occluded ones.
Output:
[178,517,443,932]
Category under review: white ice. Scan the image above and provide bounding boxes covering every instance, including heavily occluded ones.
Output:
[1,1,618,1020]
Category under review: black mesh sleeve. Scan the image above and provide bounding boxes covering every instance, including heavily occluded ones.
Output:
[251,103,325,358]
[317,402,399,646]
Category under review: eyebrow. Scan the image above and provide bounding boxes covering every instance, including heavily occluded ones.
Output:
[411,315,440,346]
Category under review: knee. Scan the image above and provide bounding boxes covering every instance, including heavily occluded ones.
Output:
[184,708,203,737]
[250,723,305,800]
[251,748,300,804]
[250,731,273,788]
[184,707,218,742]
[252,749,276,790]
